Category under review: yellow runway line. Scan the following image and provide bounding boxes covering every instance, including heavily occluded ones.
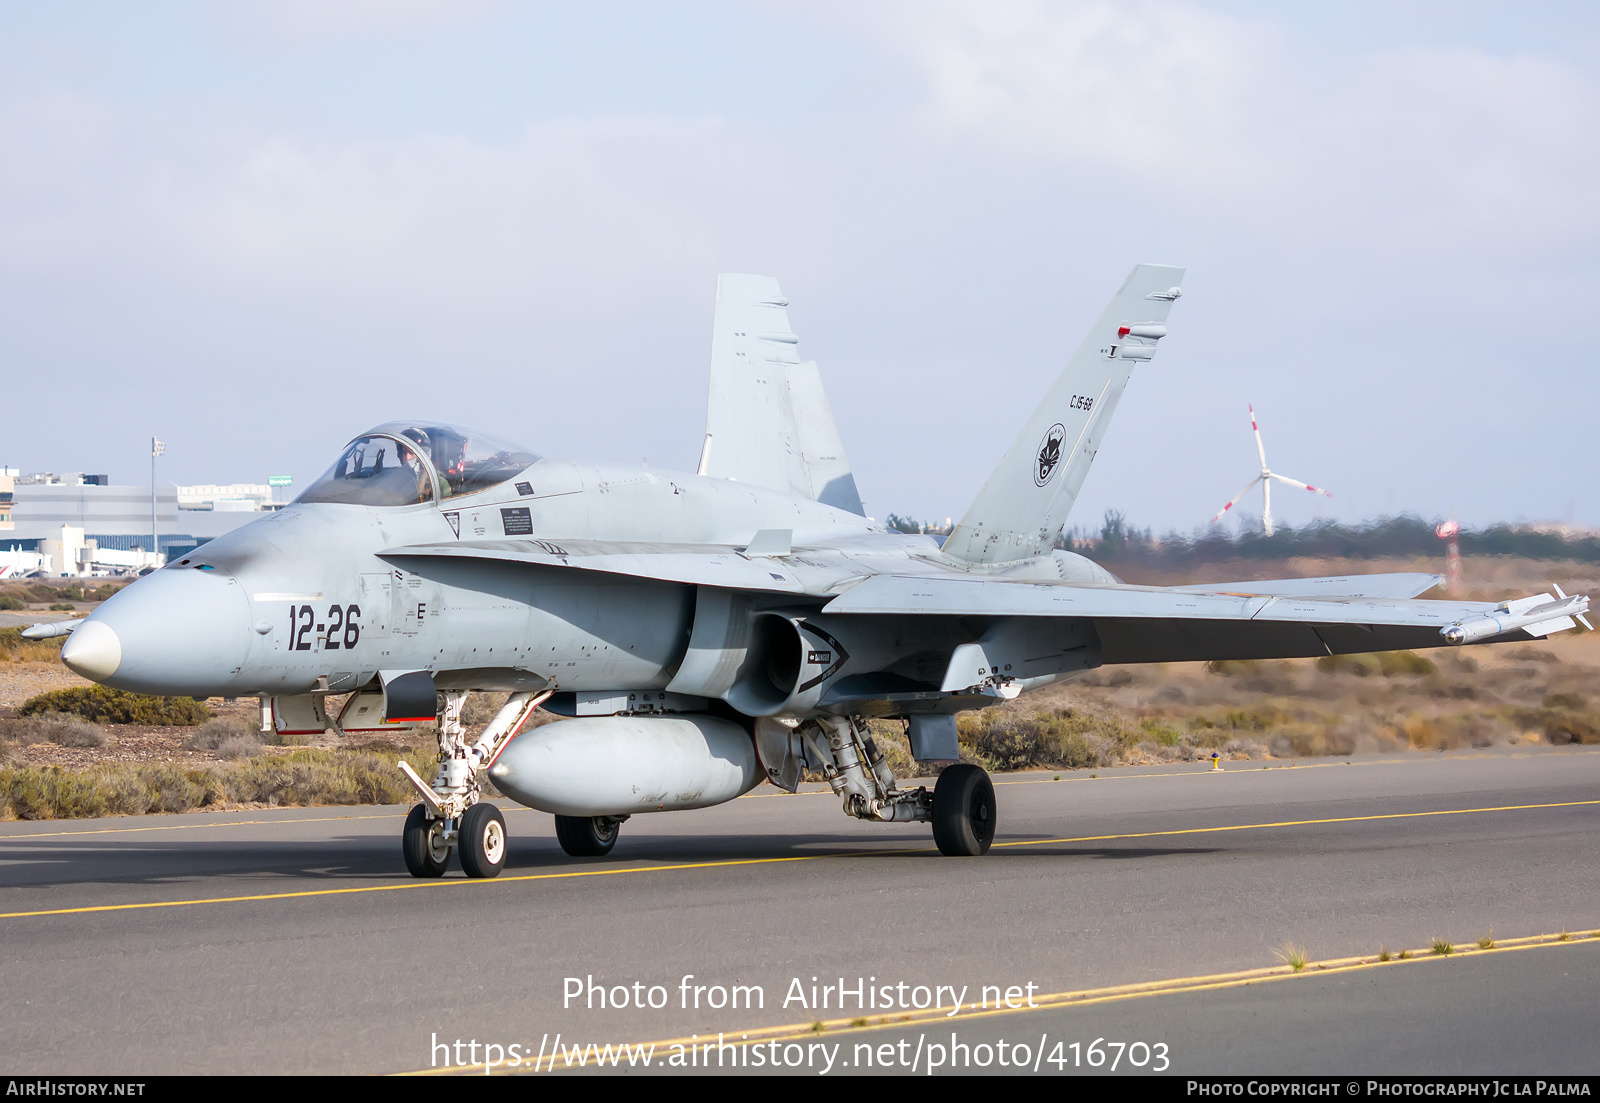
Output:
[403,929,1600,1074]
[2,798,1595,921]
[990,798,1600,850]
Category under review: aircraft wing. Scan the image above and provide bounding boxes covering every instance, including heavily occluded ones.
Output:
[1164,573,1442,599]
[382,540,812,594]
[822,574,1584,663]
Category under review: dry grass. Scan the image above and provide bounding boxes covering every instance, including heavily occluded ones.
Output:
[0,747,437,820]
[0,629,65,664]
[0,715,107,749]
[1275,944,1310,972]
[20,686,210,726]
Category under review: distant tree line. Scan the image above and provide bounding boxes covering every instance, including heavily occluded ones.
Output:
[885,509,1600,564]
[1058,511,1600,566]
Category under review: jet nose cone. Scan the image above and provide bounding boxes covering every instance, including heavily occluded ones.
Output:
[77,568,253,696]
[61,620,122,681]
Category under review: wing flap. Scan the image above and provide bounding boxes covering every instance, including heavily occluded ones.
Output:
[1166,573,1443,600]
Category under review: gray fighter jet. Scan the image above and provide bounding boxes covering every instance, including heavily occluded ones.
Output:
[37,265,1590,877]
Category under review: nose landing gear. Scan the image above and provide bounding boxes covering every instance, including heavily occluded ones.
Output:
[397,688,548,878]
[402,804,450,877]
[458,802,507,878]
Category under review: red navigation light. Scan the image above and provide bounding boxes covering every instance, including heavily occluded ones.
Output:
[1117,326,1131,338]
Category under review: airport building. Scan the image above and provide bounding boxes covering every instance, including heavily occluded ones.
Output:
[0,470,287,578]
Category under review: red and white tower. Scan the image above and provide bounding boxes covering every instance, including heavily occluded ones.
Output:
[1436,518,1461,595]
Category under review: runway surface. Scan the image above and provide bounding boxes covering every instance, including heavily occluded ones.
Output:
[2,746,1597,1075]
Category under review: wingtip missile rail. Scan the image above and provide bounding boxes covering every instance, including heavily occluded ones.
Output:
[20,619,83,641]
[1441,591,1592,645]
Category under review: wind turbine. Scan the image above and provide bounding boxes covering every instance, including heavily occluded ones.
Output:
[1211,405,1331,536]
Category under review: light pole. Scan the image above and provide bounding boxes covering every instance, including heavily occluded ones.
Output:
[151,437,165,568]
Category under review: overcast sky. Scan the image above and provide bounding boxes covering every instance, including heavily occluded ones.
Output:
[4,1,1598,536]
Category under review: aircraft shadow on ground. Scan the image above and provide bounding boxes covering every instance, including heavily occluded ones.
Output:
[0,833,1226,891]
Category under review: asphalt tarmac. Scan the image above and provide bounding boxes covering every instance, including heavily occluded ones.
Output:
[2,746,1597,1076]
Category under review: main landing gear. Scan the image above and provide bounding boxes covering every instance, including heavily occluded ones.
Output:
[398,688,547,879]
[795,716,996,857]
[931,763,996,856]
[554,814,628,857]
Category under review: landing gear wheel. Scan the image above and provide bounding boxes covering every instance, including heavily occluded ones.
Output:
[403,804,450,878]
[554,814,621,857]
[932,764,996,856]
[459,803,508,879]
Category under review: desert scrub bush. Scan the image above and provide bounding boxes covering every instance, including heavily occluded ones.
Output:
[0,763,218,818]
[0,747,438,820]
[958,708,1121,770]
[0,595,22,611]
[20,686,210,725]
[962,713,1053,770]
[0,628,64,663]
[47,718,107,748]
[1519,698,1600,745]
[1190,704,1296,734]
[0,717,61,745]
[2,766,117,819]
[460,691,512,730]
[1138,718,1183,747]
[0,715,106,748]
[183,716,262,751]
[1316,651,1437,678]
[1268,723,1357,758]
[215,736,262,761]
[219,749,434,807]
[1203,659,1299,693]
[861,719,918,775]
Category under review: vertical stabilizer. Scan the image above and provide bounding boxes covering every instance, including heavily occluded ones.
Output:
[702,274,864,514]
[787,360,864,514]
[942,264,1185,565]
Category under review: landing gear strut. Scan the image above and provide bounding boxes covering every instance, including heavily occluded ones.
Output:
[792,716,996,856]
[397,688,548,879]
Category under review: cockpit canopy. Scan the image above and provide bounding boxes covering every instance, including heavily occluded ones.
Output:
[297,422,540,507]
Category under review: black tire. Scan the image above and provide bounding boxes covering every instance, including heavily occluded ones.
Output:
[554,814,620,857]
[931,764,996,856]
[402,804,449,878]
[459,802,508,879]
